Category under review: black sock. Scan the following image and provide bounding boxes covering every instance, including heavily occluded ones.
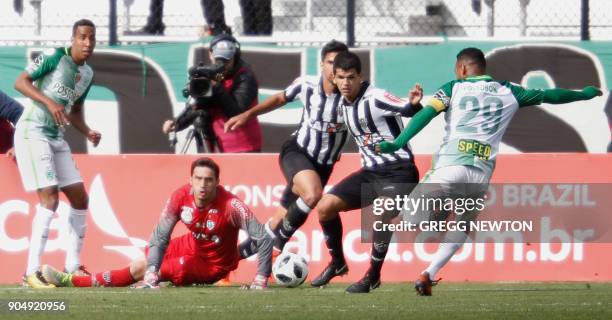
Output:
[274,198,311,250]
[238,238,257,259]
[321,215,345,266]
[369,228,393,280]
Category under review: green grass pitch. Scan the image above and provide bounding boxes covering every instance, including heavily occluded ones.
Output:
[1,283,611,319]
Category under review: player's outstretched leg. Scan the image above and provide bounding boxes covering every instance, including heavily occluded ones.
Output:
[42,263,139,287]
[274,170,323,250]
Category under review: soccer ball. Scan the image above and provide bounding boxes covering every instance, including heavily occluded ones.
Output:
[272,252,309,288]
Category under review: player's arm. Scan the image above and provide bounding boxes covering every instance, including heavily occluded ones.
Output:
[14,51,69,126]
[509,83,602,107]
[224,76,303,132]
[67,102,101,147]
[372,84,424,118]
[229,198,273,289]
[224,92,287,132]
[144,197,181,286]
[377,83,452,154]
[14,72,69,127]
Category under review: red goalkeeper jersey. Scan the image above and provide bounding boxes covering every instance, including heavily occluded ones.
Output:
[162,184,252,271]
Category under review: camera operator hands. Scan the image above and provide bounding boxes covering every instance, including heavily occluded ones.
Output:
[162,120,176,134]
[224,110,252,132]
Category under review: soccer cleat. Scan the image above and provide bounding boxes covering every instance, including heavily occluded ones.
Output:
[41,265,73,287]
[414,272,440,296]
[24,271,56,289]
[310,262,348,287]
[345,273,381,293]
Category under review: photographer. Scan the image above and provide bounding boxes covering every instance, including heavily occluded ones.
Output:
[163,35,262,153]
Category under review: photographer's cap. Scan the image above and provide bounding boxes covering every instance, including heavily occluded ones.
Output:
[212,40,237,60]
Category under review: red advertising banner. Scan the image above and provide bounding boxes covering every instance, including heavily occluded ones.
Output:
[1,154,611,284]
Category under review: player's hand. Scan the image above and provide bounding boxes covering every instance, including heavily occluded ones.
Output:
[133,271,160,289]
[246,274,268,290]
[224,112,250,132]
[378,141,399,154]
[408,83,423,105]
[6,147,16,162]
[47,101,70,127]
[162,120,176,134]
[87,130,102,147]
[582,86,603,98]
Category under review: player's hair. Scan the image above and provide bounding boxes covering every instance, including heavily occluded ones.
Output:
[321,40,349,61]
[191,157,220,179]
[333,51,361,74]
[72,19,96,36]
[456,47,486,71]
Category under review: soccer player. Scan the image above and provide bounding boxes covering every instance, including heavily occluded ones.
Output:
[377,47,602,296]
[312,51,423,293]
[41,157,274,289]
[224,40,349,252]
[13,19,100,288]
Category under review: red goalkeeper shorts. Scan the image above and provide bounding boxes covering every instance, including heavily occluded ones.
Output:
[154,234,229,286]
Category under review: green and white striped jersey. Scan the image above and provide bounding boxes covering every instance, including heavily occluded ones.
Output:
[429,75,544,176]
[17,47,93,139]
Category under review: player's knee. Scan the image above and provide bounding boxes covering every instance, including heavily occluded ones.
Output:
[72,194,89,210]
[316,197,339,221]
[38,188,59,211]
[300,187,323,208]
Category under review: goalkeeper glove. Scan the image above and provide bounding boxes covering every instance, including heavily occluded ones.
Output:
[134,270,160,289]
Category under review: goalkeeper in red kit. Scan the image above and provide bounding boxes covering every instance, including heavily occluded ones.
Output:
[40,157,273,289]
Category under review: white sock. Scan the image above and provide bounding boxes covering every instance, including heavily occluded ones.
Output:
[424,231,468,278]
[424,242,462,279]
[64,208,88,273]
[26,205,55,275]
[264,219,277,239]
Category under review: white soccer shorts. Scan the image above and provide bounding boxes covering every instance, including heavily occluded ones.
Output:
[14,131,83,192]
[402,165,490,224]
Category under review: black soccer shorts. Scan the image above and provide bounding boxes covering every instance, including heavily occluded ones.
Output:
[278,137,334,208]
[329,161,419,211]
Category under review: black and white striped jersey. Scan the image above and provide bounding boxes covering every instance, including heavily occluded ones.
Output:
[341,82,422,168]
[284,75,348,165]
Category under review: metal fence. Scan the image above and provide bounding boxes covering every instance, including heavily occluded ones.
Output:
[0,0,610,46]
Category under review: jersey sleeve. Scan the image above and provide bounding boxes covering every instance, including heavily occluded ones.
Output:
[371,90,422,117]
[427,80,454,112]
[283,76,303,103]
[25,48,63,81]
[145,190,183,272]
[228,198,273,277]
[506,82,544,107]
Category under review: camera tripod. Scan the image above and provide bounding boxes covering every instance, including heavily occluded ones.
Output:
[179,126,218,154]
